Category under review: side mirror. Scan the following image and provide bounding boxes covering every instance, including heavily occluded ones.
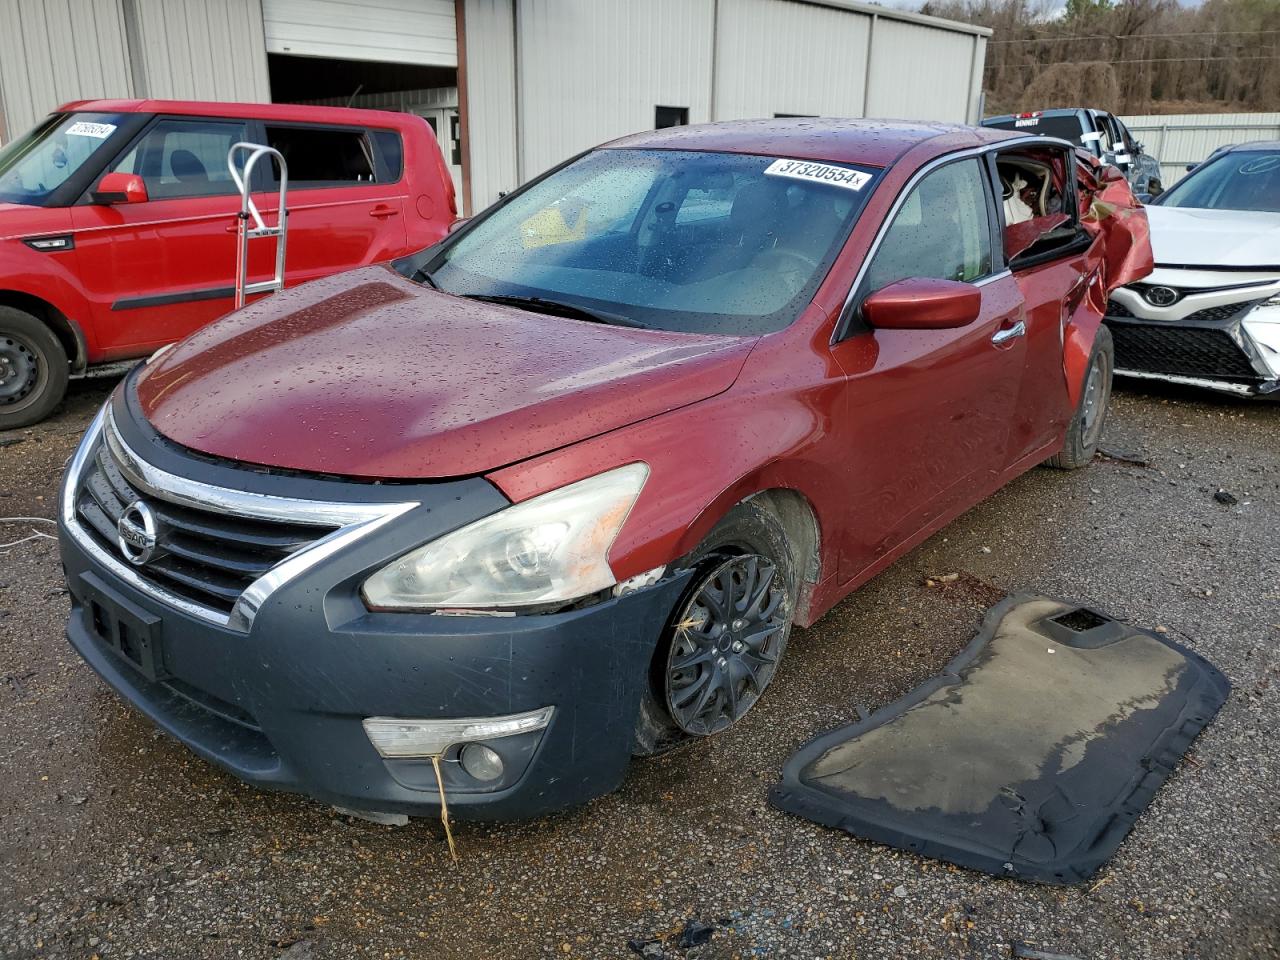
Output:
[862,277,981,330]
[92,172,148,205]
[447,216,471,235]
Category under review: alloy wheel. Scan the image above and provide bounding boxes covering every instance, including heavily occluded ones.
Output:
[664,554,790,736]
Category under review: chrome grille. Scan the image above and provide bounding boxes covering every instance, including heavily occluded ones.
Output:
[75,441,338,615]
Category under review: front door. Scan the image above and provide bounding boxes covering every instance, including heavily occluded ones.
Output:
[71,116,269,354]
[829,156,1028,583]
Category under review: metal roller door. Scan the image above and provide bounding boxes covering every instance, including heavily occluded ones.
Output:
[263,0,457,66]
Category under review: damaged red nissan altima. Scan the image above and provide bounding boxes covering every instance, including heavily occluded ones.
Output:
[57,120,1152,820]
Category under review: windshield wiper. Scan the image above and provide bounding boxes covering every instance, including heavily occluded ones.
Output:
[460,293,647,328]
[411,265,440,289]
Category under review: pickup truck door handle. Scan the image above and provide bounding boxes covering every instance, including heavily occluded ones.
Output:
[369,205,399,219]
[991,320,1026,345]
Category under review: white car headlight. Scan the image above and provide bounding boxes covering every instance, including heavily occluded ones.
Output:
[362,463,649,611]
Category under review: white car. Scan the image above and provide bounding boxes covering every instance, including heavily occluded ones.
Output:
[1105,141,1280,397]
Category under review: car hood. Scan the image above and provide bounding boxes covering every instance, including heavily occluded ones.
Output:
[136,268,756,479]
[1146,205,1280,268]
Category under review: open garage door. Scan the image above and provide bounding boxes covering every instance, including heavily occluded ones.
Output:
[263,0,457,67]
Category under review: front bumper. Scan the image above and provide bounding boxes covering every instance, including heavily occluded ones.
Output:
[1104,271,1280,396]
[59,388,690,820]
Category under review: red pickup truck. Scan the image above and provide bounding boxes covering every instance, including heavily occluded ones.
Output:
[0,99,456,428]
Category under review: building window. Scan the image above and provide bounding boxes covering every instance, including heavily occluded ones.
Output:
[655,106,688,129]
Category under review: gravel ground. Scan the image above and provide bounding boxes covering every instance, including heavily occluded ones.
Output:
[1,375,1277,960]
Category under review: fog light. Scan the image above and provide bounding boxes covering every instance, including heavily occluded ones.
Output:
[362,706,554,759]
[460,743,505,781]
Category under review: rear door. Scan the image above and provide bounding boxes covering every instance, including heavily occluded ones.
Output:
[987,144,1094,464]
[70,116,262,351]
[259,122,409,284]
[829,155,1028,583]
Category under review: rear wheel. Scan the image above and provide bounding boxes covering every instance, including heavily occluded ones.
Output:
[633,501,797,754]
[1046,325,1113,470]
[0,307,69,430]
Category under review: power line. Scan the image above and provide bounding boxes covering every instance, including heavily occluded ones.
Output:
[993,54,1278,65]
[990,28,1280,43]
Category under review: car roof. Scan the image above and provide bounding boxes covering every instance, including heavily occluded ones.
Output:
[604,117,1025,168]
[57,98,421,129]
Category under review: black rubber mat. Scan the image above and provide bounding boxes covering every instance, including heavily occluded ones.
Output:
[770,593,1230,884]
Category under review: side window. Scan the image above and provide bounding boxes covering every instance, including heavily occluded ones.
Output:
[263,125,376,187]
[371,130,404,181]
[862,158,992,296]
[109,119,247,199]
[996,148,1084,265]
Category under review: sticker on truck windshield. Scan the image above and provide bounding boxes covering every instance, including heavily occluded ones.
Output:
[1014,118,1039,128]
[65,121,116,139]
[764,159,871,191]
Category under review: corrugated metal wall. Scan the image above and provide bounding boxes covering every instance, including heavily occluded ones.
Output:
[463,0,518,213]
[515,0,715,183]
[263,0,456,66]
[1120,112,1280,187]
[0,0,268,144]
[0,0,133,141]
[125,0,270,102]
[866,18,980,122]
[463,0,989,211]
[713,0,869,121]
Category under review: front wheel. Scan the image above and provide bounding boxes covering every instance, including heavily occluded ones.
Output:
[1046,325,1113,470]
[633,501,797,754]
[0,307,69,430]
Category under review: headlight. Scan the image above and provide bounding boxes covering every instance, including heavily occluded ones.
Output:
[362,462,648,611]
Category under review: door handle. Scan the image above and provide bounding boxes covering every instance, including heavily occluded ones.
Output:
[369,205,399,219]
[991,320,1026,345]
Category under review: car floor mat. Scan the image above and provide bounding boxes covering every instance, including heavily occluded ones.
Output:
[769,593,1230,885]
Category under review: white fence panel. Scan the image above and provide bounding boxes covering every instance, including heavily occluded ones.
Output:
[1120,112,1280,187]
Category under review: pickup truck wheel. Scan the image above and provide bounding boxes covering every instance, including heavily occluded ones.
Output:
[633,501,797,755]
[1046,325,1113,470]
[0,307,69,430]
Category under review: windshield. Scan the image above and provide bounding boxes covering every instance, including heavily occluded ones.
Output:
[1155,150,1280,213]
[417,148,879,334]
[0,112,127,205]
[985,115,1086,146]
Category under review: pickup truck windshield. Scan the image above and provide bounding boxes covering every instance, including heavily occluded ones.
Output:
[1155,150,1280,213]
[421,148,879,334]
[0,112,128,205]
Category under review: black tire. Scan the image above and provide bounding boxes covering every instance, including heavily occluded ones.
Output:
[1046,325,1113,470]
[633,499,798,756]
[0,307,69,430]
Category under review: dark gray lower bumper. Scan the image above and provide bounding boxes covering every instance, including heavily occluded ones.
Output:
[61,516,691,821]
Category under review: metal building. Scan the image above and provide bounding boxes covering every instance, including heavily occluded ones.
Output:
[0,0,989,214]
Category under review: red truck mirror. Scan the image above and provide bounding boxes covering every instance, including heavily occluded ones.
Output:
[862,277,981,331]
[92,172,149,205]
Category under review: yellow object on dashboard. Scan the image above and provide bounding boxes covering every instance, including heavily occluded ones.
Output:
[521,202,588,249]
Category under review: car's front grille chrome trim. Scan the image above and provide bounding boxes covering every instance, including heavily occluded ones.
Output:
[61,403,418,632]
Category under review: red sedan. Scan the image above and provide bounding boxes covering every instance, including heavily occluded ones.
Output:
[57,120,1151,820]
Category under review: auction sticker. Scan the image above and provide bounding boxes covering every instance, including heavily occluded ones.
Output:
[65,121,116,139]
[764,158,871,191]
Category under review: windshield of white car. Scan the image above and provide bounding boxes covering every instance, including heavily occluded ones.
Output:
[414,148,879,334]
[0,112,127,205]
[1156,150,1280,213]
